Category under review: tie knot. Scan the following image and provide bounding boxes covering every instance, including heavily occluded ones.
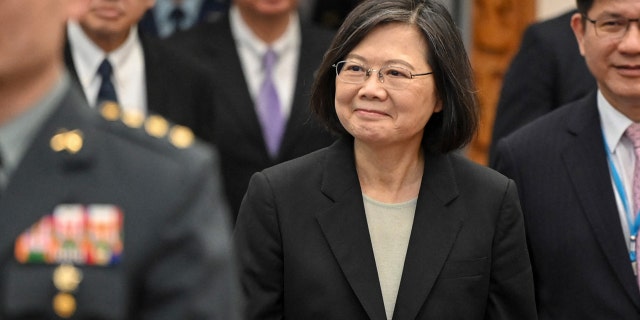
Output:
[97,59,113,78]
[627,123,640,148]
[169,7,185,27]
[263,49,278,71]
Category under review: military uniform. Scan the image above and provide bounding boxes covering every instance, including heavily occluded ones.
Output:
[0,82,240,319]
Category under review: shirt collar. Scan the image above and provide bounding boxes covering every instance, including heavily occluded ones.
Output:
[229,5,300,59]
[154,0,205,36]
[155,0,204,20]
[599,89,634,154]
[66,21,141,88]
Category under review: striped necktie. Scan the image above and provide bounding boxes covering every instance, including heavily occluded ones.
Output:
[625,122,640,286]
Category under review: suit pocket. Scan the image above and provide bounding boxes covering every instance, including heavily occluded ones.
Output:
[2,262,127,319]
[439,257,488,279]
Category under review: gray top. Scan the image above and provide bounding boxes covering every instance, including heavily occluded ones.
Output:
[363,194,417,320]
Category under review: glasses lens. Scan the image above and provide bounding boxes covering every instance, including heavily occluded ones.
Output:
[379,66,412,89]
[596,17,628,38]
[334,61,420,89]
[336,61,366,84]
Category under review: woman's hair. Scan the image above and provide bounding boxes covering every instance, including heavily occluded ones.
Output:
[310,0,478,153]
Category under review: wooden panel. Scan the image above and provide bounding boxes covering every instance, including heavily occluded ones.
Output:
[467,0,535,165]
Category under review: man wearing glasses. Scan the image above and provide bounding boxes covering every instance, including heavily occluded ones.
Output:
[493,0,640,318]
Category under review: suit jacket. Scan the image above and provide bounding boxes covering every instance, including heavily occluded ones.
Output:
[138,0,229,37]
[492,91,640,318]
[311,0,360,29]
[489,10,596,164]
[234,137,536,319]
[64,31,216,144]
[166,16,337,219]
[0,85,239,319]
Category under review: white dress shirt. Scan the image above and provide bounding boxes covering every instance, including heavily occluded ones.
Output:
[229,5,300,120]
[66,21,148,116]
[600,90,637,251]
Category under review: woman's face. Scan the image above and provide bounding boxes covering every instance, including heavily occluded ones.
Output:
[334,23,442,148]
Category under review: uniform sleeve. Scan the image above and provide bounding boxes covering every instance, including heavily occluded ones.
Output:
[234,172,285,320]
[485,180,537,320]
[140,149,242,320]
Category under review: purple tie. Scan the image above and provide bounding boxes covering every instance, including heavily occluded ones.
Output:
[257,49,285,157]
[625,123,640,284]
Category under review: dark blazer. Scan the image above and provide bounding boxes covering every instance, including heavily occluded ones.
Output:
[489,10,596,164]
[234,137,536,319]
[311,0,360,29]
[138,0,229,36]
[492,91,640,318]
[0,85,239,319]
[64,31,216,143]
[166,16,337,219]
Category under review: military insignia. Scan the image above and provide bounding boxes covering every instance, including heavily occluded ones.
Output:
[53,292,76,318]
[14,204,123,266]
[100,101,121,121]
[169,125,195,148]
[50,129,84,154]
[53,264,83,292]
[121,110,145,128]
[144,115,169,138]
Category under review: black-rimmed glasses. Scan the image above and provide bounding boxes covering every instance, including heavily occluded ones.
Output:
[583,14,640,40]
[333,61,433,90]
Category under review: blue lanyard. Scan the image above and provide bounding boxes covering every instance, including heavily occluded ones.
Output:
[603,132,640,269]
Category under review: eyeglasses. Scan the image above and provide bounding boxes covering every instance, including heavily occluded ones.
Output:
[583,14,640,40]
[332,61,433,90]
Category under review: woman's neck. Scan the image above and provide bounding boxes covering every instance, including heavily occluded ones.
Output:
[354,140,424,203]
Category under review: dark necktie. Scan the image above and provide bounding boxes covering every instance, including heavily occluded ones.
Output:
[256,49,285,158]
[169,6,186,33]
[96,59,118,105]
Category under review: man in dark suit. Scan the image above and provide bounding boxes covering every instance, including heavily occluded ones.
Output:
[65,0,216,143]
[489,9,596,164]
[492,0,640,317]
[138,0,230,38]
[167,0,336,219]
[0,0,240,318]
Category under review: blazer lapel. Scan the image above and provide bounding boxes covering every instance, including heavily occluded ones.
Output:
[392,152,463,320]
[0,88,97,263]
[562,94,640,310]
[141,33,162,114]
[278,26,320,158]
[211,21,268,155]
[314,138,387,320]
[63,38,89,106]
